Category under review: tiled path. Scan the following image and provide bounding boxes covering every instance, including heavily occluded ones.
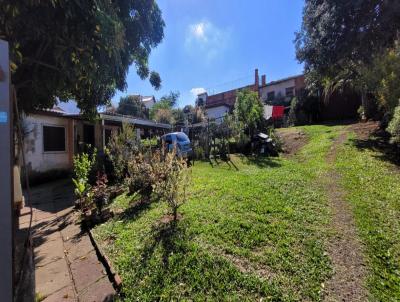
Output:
[18,180,115,301]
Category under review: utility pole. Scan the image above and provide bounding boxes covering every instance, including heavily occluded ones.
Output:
[0,39,13,301]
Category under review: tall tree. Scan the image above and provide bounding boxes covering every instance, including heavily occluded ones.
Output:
[0,0,165,114]
[117,95,148,118]
[295,0,400,91]
[172,108,185,125]
[183,104,205,124]
[149,91,180,121]
[159,91,180,107]
[234,89,263,136]
[154,109,174,124]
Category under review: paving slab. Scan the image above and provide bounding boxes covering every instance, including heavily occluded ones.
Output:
[29,179,116,301]
[34,236,65,267]
[60,222,84,241]
[42,285,76,302]
[35,258,72,297]
[65,235,94,262]
[78,277,115,302]
[70,252,107,293]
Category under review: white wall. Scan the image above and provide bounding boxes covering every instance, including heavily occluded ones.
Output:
[260,78,296,102]
[205,105,230,121]
[23,114,72,173]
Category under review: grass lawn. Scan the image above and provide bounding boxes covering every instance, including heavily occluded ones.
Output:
[93,125,342,301]
[336,133,400,301]
[92,124,400,301]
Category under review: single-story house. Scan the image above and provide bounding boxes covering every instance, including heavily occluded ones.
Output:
[22,107,171,177]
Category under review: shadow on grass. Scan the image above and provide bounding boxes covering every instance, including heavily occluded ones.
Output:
[210,157,240,171]
[193,157,240,171]
[238,155,282,168]
[350,130,400,168]
[118,198,153,223]
[142,219,188,266]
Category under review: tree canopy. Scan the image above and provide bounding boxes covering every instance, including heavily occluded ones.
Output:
[149,91,180,121]
[1,0,165,114]
[295,0,400,91]
[158,91,180,107]
[234,89,263,136]
[117,95,148,118]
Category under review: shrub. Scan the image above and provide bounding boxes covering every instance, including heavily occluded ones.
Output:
[72,151,96,209]
[153,151,191,221]
[193,146,205,160]
[92,172,109,213]
[357,105,366,120]
[126,152,158,202]
[106,123,139,182]
[267,127,283,153]
[387,103,400,144]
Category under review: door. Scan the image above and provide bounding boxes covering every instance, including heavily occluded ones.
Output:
[83,124,95,149]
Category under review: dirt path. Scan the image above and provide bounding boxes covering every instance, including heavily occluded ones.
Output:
[276,128,308,157]
[323,129,368,301]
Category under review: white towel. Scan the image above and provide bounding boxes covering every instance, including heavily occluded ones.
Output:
[263,105,273,120]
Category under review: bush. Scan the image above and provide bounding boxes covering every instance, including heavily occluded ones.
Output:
[72,151,96,209]
[357,105,366,120]
[126,152,158,201]
[387,103,400,144]
[153,151,190,221]
[193,146,205,160]
[267,128,283,153]
[106,123,139,183]
[92,172,109,213]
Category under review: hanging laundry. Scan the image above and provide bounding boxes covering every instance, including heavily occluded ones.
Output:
[263,105,273,120]
[272,106,285,119]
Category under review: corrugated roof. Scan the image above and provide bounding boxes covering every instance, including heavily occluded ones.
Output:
[99,112,171,129]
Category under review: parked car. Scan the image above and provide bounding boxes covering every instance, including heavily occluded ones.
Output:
[161,132,193,159]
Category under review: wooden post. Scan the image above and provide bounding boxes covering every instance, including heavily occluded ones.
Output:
[0,39,13,302]
[101,118,105,150]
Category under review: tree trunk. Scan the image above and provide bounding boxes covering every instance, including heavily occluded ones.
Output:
[361,90,374,120]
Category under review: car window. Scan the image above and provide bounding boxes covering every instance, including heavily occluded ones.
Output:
[176,133,189,142]
[164,135,172,143]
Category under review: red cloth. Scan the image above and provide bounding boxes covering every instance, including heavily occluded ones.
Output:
[272,106,285,119]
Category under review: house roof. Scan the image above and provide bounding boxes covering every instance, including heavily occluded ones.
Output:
[99,112,171,129]
[141,96,155,103]
[30,109,171,130]
[260,74,304,88]
[205,84,255,109]
[30,107,71,118]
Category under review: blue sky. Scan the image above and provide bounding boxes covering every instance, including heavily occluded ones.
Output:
[61,0,304,112]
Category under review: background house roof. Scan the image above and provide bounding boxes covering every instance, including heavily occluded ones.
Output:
[205,84,255,109]
[260,74,304,88]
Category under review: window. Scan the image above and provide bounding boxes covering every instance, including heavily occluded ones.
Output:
[285,87,294,97]
[43,125,66,152]
[164,135,172,144]
[267,91,275,100]
[105,129,112,145]
[176,133,189,142]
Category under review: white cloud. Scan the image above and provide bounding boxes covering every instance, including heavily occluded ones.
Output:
[185,20,230,60]
[191,23,206,40]
[190,87,206,97]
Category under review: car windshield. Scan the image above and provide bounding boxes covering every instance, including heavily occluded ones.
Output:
[176,133,189,142]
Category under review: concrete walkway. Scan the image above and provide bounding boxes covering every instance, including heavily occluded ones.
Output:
[19,180,115,302]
